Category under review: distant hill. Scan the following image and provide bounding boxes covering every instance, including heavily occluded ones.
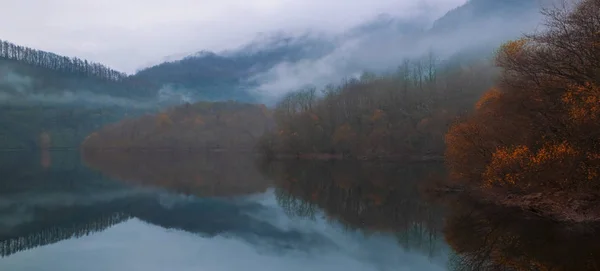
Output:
[431,0,540,33]
[0,40,154,100]
[131,33,336,102]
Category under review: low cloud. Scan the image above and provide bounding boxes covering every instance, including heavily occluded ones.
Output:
[247,6,545,101]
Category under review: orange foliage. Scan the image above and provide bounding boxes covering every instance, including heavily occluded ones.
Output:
[445,0,600,196]
[333,123,356,144]
[370,109,385,122]
[562,83,600,124]
[475,87,503,111]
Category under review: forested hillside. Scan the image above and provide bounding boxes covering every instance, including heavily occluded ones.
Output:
[0,40,152,98]
[132,34,335,102]
[81,101,272,150]
[257,55,496,159]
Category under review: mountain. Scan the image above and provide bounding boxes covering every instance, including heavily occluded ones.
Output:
[131,33,336,102]
[0,40,156,101]
[136,0,544,102]
[431,0,540,33]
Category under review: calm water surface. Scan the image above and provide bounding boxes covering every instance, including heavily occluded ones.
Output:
[0,151,598,271]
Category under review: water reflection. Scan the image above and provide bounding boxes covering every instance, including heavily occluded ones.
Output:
[0,151,135,257]
[3,151,598,270]
[443,196,600,271]
[82,150,271,197]
[264,160,448,259]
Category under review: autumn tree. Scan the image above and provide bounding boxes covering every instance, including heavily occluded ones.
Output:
[445,0,600,198]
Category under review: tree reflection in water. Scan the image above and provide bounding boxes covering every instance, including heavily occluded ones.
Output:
[83,151,272,198]
[444,196,600,271]
[263,160,448,259]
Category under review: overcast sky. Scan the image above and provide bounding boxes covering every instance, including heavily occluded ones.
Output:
[0,0,466,73]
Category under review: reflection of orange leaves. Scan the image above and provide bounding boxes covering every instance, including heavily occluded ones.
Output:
[39,132,51,149]
[40,150,51,169]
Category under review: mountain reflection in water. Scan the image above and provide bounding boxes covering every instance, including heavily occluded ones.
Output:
[0,151,598,270]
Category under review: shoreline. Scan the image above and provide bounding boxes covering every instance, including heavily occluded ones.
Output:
[434,185,600,223]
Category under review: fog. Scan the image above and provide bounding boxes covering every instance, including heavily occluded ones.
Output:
[0,66,193,108]
[0,0,466,73]
[0,0,552,106]
[247,5,546,101]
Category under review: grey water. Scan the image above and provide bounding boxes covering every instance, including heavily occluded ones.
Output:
[0,151,597,271]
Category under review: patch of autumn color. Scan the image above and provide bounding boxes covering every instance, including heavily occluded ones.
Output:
[156,113,173,127]
[482,142,589,190]
[497,38,528,62]
[562,83,600,123]
[333,123,356,144]
[445,120,491,182]
[530,142,578,165]
[475,87,503,111]
[483,145,531,187]
[370,109,385,122]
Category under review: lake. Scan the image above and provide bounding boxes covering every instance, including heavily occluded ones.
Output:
[0,151,598,271]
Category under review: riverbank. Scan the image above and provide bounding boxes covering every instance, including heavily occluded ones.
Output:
[265,152,444,162]
[433,185,600,223]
